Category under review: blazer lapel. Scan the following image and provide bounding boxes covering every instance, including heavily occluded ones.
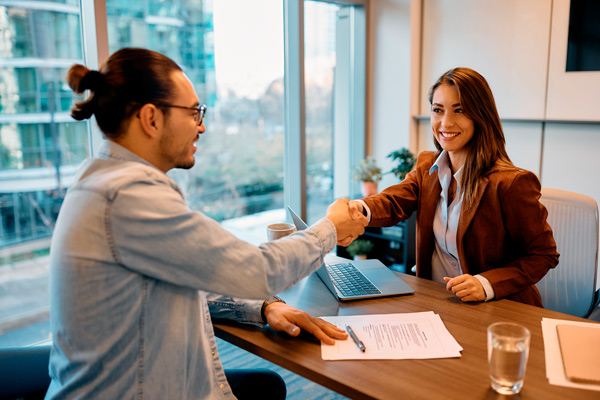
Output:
[456,176,490,272]
[419,170,442,252]
[422,170,442,230]
[415,171,441,279]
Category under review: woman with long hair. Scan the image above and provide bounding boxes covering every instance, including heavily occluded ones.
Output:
[350,67,558,306]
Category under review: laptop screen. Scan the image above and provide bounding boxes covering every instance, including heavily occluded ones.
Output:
[288,207,308,231]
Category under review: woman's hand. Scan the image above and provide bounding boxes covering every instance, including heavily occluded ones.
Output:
[443,274,486,302]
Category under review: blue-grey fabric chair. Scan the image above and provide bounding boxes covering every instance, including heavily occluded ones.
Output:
[0,345,51,400]
[537,188,599,318]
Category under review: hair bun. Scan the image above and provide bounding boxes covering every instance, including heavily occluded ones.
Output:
[81,70,104,91]
[66,64,105,93]
[67,66,102,121]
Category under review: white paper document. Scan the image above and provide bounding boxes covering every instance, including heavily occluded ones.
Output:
[321,312,462,360]
[541,317,600,392]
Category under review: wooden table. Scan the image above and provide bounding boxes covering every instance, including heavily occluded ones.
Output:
[213,259,599,400]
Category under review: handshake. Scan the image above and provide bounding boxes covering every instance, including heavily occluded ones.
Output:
[325,199,369,247]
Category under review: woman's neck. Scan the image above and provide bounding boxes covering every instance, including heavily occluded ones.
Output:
[448,150,467,173]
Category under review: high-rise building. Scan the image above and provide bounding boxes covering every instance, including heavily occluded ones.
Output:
[0,0,216,247]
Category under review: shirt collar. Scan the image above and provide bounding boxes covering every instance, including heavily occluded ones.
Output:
[429,150,448,175]
[429,150,464,185]
[98,140,158,170]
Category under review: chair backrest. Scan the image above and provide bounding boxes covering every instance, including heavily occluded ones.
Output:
[0,345,51,400]
[537,188,599,318]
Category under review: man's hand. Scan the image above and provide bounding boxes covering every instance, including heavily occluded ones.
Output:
[348,200,364,217]
[337,200,367,247]
[325,198,368,246]
[263,302,347,345]
[443,274,486,302]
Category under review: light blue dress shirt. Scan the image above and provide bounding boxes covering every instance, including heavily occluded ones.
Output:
[429,150,465,282]
[45,141,336,400]
[430,151,494,299]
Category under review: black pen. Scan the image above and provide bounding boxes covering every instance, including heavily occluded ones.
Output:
[345,324,366,352]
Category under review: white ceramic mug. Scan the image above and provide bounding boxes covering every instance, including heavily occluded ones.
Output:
[266,223,297,242]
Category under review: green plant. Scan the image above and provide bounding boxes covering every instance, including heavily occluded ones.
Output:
[345,239,374,257]
[353,156,382,183]
[0,247,50,266]
[387,148,416,180]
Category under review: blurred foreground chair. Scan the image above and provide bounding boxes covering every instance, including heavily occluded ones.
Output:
[537,188,600,318]
[0,345,51,400]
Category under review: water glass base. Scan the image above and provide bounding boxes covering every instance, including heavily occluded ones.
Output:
[491,379,524,395]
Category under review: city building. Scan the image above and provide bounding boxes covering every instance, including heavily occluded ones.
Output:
[0,0,216,247]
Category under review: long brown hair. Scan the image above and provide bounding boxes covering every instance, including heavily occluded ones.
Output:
[428,67,514,209]
[66,48,182,139]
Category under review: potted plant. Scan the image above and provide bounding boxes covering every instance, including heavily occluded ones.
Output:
[353,156,382,196]
[345,239,374,260]
[387,148,416,181]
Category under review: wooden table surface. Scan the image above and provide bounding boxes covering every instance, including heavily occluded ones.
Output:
[213,262,599,400]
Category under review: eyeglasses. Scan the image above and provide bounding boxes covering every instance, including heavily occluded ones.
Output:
[155,103,207,126]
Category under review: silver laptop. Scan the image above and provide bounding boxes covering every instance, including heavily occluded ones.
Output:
[288,207,414,301]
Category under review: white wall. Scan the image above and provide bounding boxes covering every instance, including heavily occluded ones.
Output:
[420,0,552,120]
[542,123,600,201]
[503,122,543,177]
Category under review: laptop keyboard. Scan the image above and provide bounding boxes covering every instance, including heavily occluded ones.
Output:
[326,262,382,297]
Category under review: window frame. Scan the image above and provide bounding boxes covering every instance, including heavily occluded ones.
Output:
[80,0,109,156]
[285,0,369,221]
[82,0,370,221]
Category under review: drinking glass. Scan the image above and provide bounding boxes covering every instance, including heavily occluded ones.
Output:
[487,322,530,395]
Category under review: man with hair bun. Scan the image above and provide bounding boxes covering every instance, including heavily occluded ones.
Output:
[46,47,367,399]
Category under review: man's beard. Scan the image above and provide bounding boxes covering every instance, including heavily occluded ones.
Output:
[160,125,197,170]
[175,158,195,170]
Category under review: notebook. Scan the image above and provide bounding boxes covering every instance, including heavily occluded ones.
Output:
[288,207,414,301]
[556,323,600,384]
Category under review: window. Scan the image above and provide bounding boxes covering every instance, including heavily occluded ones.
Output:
[0,0,86,347]
[105,0,286,226]
[304,1,337,223]
[304,1,366,223]
[0,0,367,348]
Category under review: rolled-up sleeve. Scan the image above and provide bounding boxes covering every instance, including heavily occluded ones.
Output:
[109,179,336,300]
[207,293,265,327]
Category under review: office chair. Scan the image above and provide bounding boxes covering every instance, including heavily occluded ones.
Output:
[537,188,600,318]
[0,345,51,400]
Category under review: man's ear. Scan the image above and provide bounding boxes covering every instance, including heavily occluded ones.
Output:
[137,103,163,138]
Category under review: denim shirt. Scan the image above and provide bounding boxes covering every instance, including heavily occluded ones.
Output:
[46,141,336,400]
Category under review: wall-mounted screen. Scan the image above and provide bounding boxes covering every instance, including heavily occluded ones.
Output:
[566,0,600,72]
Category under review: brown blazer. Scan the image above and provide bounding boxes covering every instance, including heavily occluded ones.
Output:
[363,151,559,307]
